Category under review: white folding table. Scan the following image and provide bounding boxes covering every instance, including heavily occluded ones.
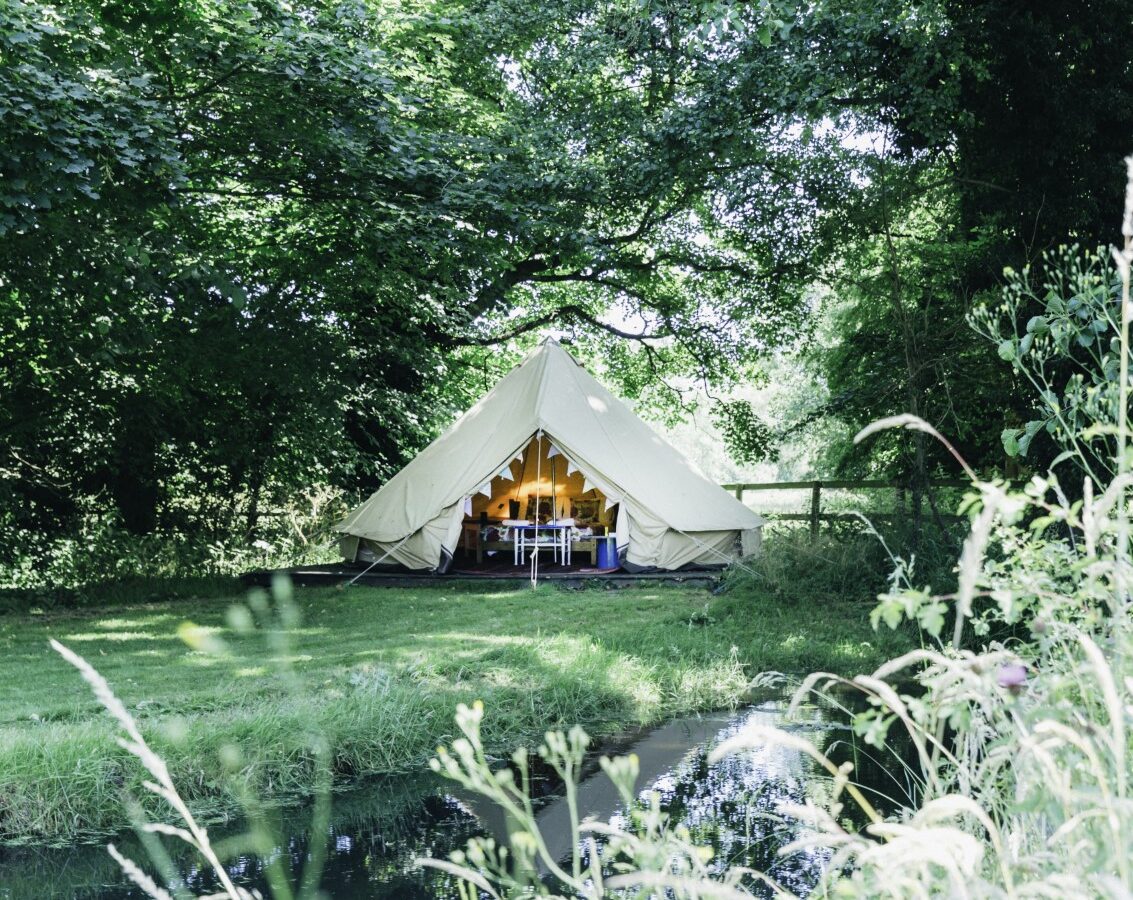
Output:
[513,523,571,565]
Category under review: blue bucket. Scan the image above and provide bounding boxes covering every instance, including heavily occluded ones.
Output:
[595,535,618,569]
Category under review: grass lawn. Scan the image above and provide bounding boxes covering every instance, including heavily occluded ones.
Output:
[0,579,916,844]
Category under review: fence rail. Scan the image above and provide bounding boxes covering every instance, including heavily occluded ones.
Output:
[721,479,974,540]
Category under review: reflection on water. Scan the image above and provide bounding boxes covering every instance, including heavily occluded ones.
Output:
[0,697,898,899]
[623,707,837,896]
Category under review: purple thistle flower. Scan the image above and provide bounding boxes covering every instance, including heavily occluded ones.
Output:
[997,663,1028,693]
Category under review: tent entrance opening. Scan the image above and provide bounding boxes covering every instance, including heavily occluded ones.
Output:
[458,435,617,571]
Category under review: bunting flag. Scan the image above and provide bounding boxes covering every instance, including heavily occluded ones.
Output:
[566,458,578,476]
[582,476,594,494]
[547,443,561,459]
[495,462,514,481]
[477,482,492,497]
[463,497,473,516]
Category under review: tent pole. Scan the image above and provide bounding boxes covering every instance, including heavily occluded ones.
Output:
[531,430,542,588]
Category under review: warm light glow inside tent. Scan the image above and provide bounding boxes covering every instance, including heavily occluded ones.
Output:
[470,435,610,528]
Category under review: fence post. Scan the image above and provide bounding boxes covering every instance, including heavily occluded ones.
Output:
[810,481,821,542]
[733,485,743,501]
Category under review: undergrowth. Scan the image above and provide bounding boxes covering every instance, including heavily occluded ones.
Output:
[720,521,960,607]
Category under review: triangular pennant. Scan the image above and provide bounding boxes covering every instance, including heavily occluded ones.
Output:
[477,482,492,497]
[463,497,472,516]
[582,477,594,494]
[547,443,561,459]
[565,458,578,476]
[495,463,513,481]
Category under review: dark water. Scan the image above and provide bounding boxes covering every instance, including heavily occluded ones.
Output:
[0,698,909,899]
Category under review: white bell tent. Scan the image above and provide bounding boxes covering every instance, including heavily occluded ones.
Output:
[335,339,763,572]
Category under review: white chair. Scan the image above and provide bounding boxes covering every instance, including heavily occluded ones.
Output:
[504,520,531,565]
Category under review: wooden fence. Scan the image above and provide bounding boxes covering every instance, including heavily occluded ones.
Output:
[721,479,973,540]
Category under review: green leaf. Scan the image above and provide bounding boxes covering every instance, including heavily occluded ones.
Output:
[916,600,946,637]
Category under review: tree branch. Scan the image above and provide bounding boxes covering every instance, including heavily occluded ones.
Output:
[452,303,665,347]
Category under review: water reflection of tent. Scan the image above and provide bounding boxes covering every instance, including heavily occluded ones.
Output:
[335,338,762,573]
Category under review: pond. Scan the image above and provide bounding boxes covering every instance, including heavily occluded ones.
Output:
[0,694,912,899]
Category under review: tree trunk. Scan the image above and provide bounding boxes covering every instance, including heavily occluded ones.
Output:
[111,407,159,534]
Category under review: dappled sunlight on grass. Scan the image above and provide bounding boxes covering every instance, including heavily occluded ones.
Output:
[834,639,877,658]
[272,654,314,666]
[431,631,530,645]
[258,626,330,638]
[183,654,224,667]
[0,580,915,842]
[94,614,177,630]
[63,630,169,642]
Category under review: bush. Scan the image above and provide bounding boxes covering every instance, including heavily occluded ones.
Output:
[0,485,345,605]
[720,522,958,607]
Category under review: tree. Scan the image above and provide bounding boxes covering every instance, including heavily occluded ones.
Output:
[2,0,847,551]
[791,0,1133,496]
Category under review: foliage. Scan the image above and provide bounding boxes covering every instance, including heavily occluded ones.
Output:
[974,246,1126,482]
[817,466,1133,895]
[786,0,1133,489]
[717,516,963,613]
[948,0,1133,262]
[815,174,1010,481]
[710,399,779,466]
[12,0,1115,580]
[0,484,346,596]
[721,528,894,606]
[3,0,886,563]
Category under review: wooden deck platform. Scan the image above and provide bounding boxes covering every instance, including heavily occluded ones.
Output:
[242,562,720,590]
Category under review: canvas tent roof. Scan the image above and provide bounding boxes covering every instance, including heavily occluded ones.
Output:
[336,338,762,571]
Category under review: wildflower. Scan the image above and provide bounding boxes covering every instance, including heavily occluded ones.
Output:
[996,663,1028,694]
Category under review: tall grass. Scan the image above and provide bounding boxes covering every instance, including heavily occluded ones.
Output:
[0,634,746,844]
